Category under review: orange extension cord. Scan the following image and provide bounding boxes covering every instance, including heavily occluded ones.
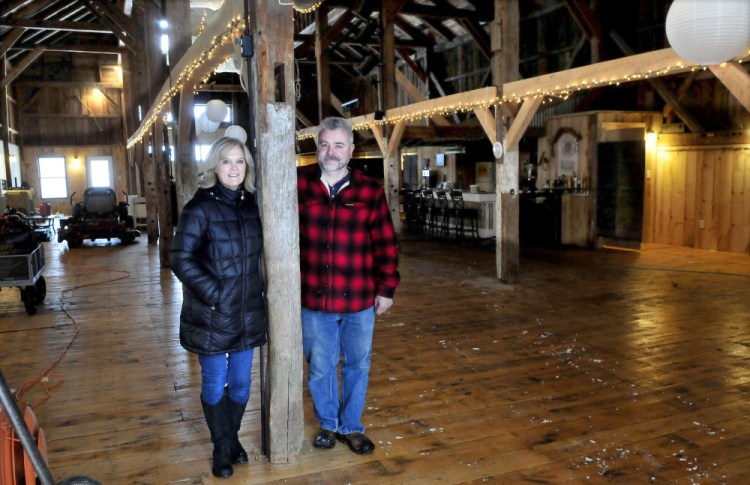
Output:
[13,260,132,411]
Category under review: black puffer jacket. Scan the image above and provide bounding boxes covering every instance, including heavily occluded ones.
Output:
[170,184,266,355]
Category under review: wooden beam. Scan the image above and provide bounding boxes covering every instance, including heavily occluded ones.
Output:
[250,0,304,464]
[609,33,703,133]
[503,48,698,101]
[78,0,140,52]
[0,29,24,58]
[386,120,407,159]
[386,86,497,122]
[127,0,237,146]
[493,0,521,285]
[395,69,451,126]
[473,105,496,142]
[11,42,125,55]
[458,18,491,58]
[370,124,386,155]
[385,119,406,233]
[0,18,111,33]
[175,84,197,214]
[382,0,401,233]
[710,63,750,114]
[505,96,543,151]
[396,46,427,83]
[0,46,44,89]
[315,4,333,120]
[152,117,173,267]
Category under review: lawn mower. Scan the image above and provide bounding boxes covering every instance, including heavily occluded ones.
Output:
[57,188,140,248]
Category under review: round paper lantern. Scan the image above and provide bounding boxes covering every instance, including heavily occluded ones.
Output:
[224,125,248,144]
[205,99,228,123]
[199,112,220,133]
[666,0,750,65]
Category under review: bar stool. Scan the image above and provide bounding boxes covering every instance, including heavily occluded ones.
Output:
[449,190,480,240]
[419,190,435,236]
[434,190,452,237]
[403,189,421,232]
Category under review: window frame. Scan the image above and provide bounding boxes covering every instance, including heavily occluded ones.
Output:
[86,156,115,188]
[38,156,69,199]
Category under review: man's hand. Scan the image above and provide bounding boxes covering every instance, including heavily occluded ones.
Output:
[374,296,393,315]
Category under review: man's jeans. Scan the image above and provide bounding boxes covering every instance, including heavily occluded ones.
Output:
[198,348,254,405]
[302,306,375,434]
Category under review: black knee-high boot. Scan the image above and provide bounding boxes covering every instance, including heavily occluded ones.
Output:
[201,397,233,478]
[226,398,249,464]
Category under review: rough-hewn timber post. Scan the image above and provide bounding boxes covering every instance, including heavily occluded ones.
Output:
[250,0,304,464]
[492,0,521,283]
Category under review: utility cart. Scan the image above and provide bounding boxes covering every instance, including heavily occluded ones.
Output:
[0,243,46,315]
[0,215,46,315]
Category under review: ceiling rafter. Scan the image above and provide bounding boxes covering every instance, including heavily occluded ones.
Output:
[77,0,140,52]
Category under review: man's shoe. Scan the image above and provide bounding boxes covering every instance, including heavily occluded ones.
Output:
[313,428,336,449]
[336,432,375,454]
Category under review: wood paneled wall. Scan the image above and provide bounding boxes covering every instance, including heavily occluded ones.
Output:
[19,145,128,215]
[644,132,750,255]
[17,84,124,147]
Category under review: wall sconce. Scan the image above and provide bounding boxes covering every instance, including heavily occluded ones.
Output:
[645,131,658,144]
[72,154,81,168]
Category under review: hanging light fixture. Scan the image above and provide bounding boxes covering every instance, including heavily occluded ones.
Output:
[665,0,750,65]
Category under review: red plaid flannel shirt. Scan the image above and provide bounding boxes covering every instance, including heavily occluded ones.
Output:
[297,164,400,313]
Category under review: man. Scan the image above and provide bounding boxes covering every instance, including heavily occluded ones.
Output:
[297,116,400,454]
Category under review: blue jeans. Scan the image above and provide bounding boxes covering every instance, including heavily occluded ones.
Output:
[302,306,375,434]
[198,348,255,405]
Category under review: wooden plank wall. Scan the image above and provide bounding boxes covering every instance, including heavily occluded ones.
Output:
[644,132,750,255]
[18,85,123,147]
[20,145,128,215]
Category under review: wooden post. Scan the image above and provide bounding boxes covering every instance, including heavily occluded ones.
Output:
[166,0,195,214]
[250,0,303,464]
[315,4,332,121]
[0,57,10,184]
[175,84,197,212]
[381,0,401,233]
[153,117,173,267]
[492,0,521,283]
[142,130,159,243]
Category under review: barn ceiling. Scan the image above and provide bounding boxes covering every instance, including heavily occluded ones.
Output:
[1,0,691,145]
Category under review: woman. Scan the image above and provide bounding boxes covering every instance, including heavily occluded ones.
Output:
[170,136,265,478]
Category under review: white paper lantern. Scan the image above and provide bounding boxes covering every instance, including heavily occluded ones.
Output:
[224,125,248,144]
[198,112,220,133]
[666,0,750,65]
[205,99,228,123]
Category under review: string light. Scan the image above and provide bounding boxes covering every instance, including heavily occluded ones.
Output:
[127,14,246,148]
[295,55,749,142]
[292,2,323,13]
[278,0,323,13]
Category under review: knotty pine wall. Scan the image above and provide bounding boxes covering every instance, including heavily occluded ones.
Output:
[20,145,128,215]
[644,132,750,255]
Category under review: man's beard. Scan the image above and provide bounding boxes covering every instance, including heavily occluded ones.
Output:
[320,156,346,172]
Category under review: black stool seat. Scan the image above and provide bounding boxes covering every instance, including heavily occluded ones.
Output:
[449,190,480,240]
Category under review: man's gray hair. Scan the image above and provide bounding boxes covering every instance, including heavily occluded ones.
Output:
[318,116,353,144]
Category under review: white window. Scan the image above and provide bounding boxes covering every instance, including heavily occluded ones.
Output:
[87,156,114,188]
[38,156,68,198]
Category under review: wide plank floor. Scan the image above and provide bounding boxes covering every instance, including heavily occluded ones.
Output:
[1,235,749,484]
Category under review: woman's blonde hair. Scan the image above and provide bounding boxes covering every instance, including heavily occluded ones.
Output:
[199,136,256,193]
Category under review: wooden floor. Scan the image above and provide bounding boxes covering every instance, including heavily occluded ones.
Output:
[2,234,750,484]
